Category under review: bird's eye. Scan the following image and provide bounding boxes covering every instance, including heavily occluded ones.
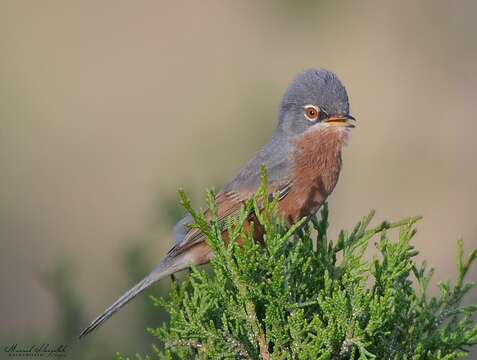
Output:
[304,105,320,121]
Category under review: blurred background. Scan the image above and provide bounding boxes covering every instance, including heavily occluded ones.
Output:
[1,0,476,358]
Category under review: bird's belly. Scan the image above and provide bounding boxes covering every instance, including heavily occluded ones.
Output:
[278,174,336,223]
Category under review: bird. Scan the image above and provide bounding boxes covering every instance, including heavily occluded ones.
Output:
[79,68,355,338]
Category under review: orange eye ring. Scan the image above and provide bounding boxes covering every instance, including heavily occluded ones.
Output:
[304,105,320,121]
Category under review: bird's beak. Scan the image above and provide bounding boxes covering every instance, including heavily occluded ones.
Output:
[324,114,356,128]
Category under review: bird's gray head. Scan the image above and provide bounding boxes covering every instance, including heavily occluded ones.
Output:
[277,69,355,136]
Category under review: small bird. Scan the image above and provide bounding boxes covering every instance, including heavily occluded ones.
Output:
[79,68,355,338]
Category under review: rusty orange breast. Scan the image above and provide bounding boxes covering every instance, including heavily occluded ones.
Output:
[279,126,349,223]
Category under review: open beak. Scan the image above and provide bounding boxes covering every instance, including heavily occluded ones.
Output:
[324,114,356,128]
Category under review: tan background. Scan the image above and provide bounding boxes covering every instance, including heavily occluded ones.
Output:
[1,0,476,357]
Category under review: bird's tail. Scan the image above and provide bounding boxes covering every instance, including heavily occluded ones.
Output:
[79,255,180,339]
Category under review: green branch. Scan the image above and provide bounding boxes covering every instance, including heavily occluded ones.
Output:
[117,175,477,360]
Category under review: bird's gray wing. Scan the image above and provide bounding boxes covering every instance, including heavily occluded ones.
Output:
[169,180,292,257]
[170,137,293,256]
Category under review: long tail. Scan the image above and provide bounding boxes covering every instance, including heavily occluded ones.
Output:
[79,256,180,339]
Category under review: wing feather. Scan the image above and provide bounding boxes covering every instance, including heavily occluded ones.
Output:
[168,180,292,257]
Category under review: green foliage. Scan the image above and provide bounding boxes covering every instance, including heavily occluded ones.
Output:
[119,172,477,359]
